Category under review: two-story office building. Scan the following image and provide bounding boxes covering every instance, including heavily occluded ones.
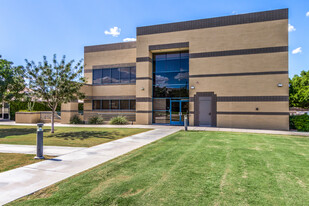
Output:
[80,8,289,130]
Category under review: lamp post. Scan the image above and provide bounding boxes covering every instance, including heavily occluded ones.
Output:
[184,115,188,131]
[34,123,45,159]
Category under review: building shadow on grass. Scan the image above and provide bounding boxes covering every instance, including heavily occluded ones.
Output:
[0,128,51,138]
[47,131,120,141]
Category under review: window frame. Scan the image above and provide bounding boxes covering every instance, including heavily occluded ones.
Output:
[92,99,136,111]
[92,66,136,85]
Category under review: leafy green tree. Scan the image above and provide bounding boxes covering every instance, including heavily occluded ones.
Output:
[25,55,86,133]
[0,55,25,118]
[289,70,309,108]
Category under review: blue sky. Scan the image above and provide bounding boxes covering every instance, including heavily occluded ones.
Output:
[0,0,308,78]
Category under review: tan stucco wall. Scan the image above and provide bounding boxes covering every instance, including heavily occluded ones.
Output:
[15,112,41,123]
[82,12,289,130]
[61,102,79,124]
[84,48,136,85]
[135,19,288,129]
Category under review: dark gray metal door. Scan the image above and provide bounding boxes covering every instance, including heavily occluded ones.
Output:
[199,96,212,126]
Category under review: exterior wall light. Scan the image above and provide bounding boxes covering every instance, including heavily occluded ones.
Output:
[141,87,145,90]
[277,83,283,87]
[190,86,195,89]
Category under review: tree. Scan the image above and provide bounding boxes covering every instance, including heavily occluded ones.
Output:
[289,70,309,108]
[0,55,25,118]
[25,55,86,133]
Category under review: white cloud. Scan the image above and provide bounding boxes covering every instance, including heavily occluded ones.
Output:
[288,24,296,32]
[123,38,136,42]
[306,11,309,17]
[232,11,237,15]
[104,27,121,37]
[292,47,302,54]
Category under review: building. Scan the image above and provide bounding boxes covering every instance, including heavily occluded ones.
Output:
[66,8,289,130]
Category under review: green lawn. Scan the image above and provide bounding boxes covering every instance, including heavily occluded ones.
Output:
[0,126,150,147]
[10,131,309,205]
[0,153,53,173]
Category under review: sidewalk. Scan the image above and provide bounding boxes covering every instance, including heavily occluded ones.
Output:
[0,128,180,205]
[0,144,86,156]
[0,121,308,136]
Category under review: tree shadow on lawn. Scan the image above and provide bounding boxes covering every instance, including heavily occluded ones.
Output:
[0,128,51,138]
[46,131,120,141]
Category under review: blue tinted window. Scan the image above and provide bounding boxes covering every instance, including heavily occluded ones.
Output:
[154,72,189,86]
[93,69,102,84]
[102,69,111,84]
[130,67,136,83]
[93,67,135,85]
[120,67,130,84]
[153,52,189,98]
[111,68,120,83]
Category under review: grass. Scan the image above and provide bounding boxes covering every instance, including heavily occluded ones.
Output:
[0,126,150,147]
[9,131,309,205]
[0,153,54,173]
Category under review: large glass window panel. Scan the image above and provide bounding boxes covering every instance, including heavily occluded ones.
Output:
[120,100,129,110]
[154,72,189,85]
[102,100,109,110]
[153,111,170,124]
[111,68,120,83]
[130,67,136,83]
[93,100,101,110]
[154,54,166,73]
[93,69,102,85]
[153,85,189,98]
[166,53,180,72]
[102,69,111,84]
[153,99,170,111]
[130,100,136,110]
[110,100,119,109]
[120,68,130,84]
[180,52,189,72]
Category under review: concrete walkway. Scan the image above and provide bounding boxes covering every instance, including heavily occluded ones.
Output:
[0,144,86,156]
[0,128,180,205]
[0,121,308,136]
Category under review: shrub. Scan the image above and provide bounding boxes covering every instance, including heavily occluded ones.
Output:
[109,116,128,125]
[290,114,309,132]
[88,115,104,124]
[70,114,83,124]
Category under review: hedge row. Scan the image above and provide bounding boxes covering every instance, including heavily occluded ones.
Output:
[9,101,61,120]
[290,114,309,132]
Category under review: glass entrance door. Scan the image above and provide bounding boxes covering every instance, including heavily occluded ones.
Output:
[170,100,189,125]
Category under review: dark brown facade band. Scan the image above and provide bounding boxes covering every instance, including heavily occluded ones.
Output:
[136,77,152,80]
[217,112,289,115]
[84,42,136,53]
[136,110,152,113]
[137,8,288,35]
[136,97,152,102]
[217,96,289,102]
[136,57,152,62]
[93,63,136,69]
[190,46,288,59]
[190,96,289,102]
[86,96,136,100]
[149,42,189,50]
[194,92,217,127]
[190,71,288,78]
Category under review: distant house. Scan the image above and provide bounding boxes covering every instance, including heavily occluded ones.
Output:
[0,102,10,120]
